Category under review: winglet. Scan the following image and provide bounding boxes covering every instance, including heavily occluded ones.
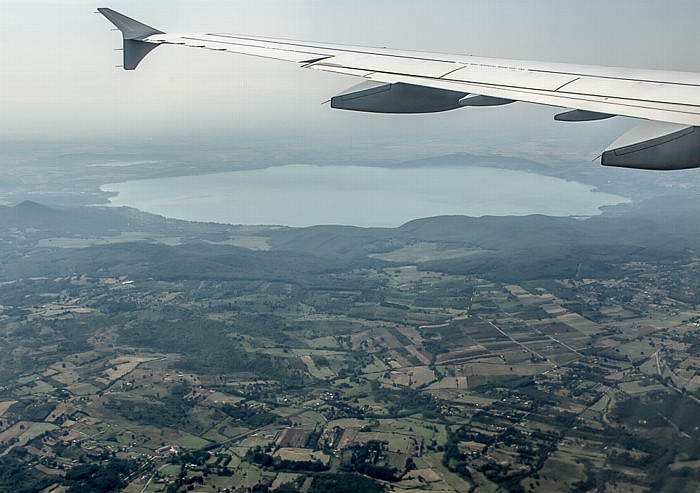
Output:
[98,8,164,70]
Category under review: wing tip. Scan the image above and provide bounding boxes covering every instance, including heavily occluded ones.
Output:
[99,8,164,70]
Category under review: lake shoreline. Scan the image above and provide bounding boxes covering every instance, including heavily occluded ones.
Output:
[101,164,631,228]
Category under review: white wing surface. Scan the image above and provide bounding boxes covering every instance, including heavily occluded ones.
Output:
[99,8,700,170]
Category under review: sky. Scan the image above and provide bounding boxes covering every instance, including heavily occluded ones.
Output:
[1,0,699,158]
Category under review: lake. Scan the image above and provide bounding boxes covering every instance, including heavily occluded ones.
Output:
[101,164,630,228]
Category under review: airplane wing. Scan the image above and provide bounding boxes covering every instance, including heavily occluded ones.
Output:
[99,8,700,170]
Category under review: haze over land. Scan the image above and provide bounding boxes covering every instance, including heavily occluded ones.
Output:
[1,1,700,492]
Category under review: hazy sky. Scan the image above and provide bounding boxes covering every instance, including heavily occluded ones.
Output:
[1,0,699,153]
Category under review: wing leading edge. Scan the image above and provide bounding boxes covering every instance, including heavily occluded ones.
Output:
[99,8,700,170]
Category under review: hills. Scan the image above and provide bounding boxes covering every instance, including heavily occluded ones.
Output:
[2,196,699,286]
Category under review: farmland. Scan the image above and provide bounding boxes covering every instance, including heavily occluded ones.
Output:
[0,201,700,492]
